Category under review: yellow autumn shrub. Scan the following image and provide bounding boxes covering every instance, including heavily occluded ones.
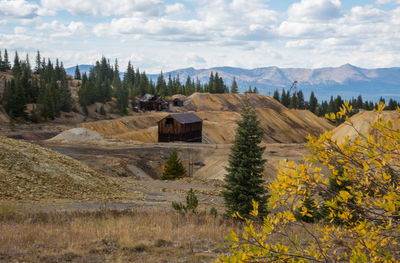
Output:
[218,102,400,262]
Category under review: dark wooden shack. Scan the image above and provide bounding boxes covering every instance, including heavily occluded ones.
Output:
[158,113,202,142]
[139,94,169,111]
[172,98,184,107]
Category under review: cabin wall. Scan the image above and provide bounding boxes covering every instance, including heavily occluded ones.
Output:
[158,119,202,142]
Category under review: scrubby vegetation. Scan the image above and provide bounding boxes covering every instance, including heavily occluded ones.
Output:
[172,188,199,215]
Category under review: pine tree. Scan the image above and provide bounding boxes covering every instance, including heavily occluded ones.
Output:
[222,101,269,218]
[4,49,10,70]
[162,150,186,180]
[74,65,81,80]
[156,71,167,97]
[35,50,41,73]
[309,91,318,113]
[59,79,72,112]
[12,51,21,77]
[231,77,239,93]
[297,90,305,109]
[273,89,280,102]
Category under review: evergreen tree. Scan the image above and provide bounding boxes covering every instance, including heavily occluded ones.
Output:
[356,95,363,109]
[296,90,305,109]
[12,51,21,76]
[162,150,186,180]
[222,101,269,218]
[3,79,17,116]
[59,79,72,112]
[281,89,290,107]
[35,50,41,73]
[309,91,318,113]
[231,77,239,93]
[289,92,297,109]
[113,59,128,115]
[4,49,10,70]
[74,65,81,80]
[208,72,215,93]
[156,71,167,97]
[273,89,280,102]
[0,50,3,72]
[195,77,202,93]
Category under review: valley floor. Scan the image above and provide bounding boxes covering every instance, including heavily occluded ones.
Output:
[0,139,309,262]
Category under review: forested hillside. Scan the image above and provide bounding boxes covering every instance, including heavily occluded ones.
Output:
[1,49,399,123]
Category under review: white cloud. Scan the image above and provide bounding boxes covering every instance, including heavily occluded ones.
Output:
[185,53,206,66]
[288,0,342,21]
[37,21,86,37]
[40,0,164,16]
[376,0,400,4]
[14,26,27,34]
[166,3,185,14]
[0,0,39,19]
[93,0,278,42]
[347,5,387,23]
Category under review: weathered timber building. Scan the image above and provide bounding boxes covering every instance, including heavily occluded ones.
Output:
[139,94,169,111]
[158,113,202,142]
[172,98,184,107]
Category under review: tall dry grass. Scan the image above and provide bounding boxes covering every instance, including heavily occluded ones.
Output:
[0,205,240,262]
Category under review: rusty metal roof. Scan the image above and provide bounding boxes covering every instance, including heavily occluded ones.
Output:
[163,113,202,124]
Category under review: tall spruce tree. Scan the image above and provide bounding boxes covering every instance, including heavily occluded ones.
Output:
[74,65,81,80]
[4,49,10,70]
[309,91,318,113]
[273,89,280,102]
[222,100,269,218]
[231,77,239,93]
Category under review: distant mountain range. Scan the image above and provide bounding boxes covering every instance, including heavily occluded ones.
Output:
[66,64,400,101]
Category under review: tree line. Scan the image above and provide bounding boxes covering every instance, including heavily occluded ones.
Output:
[273,88,400,118]
[1,49,72,121]
[1,50,399,121]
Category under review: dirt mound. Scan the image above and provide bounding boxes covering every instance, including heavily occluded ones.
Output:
[332,110,400,144]
[183,93,284,112]
[80,93,334,144]
[49,128,103,142]
[0,136,125,201]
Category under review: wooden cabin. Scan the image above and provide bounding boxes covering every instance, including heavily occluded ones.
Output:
[139,94,169,111]
[172,98,184,107]
[158,113,202,142]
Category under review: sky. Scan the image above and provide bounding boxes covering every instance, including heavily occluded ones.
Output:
[0,0,400,73]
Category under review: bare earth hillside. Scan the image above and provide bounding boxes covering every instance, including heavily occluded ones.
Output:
[80,93,334,144]
[332,110,400,144]
[0,136,125,201]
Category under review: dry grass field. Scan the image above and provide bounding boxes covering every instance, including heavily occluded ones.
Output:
[0,204,240,263]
